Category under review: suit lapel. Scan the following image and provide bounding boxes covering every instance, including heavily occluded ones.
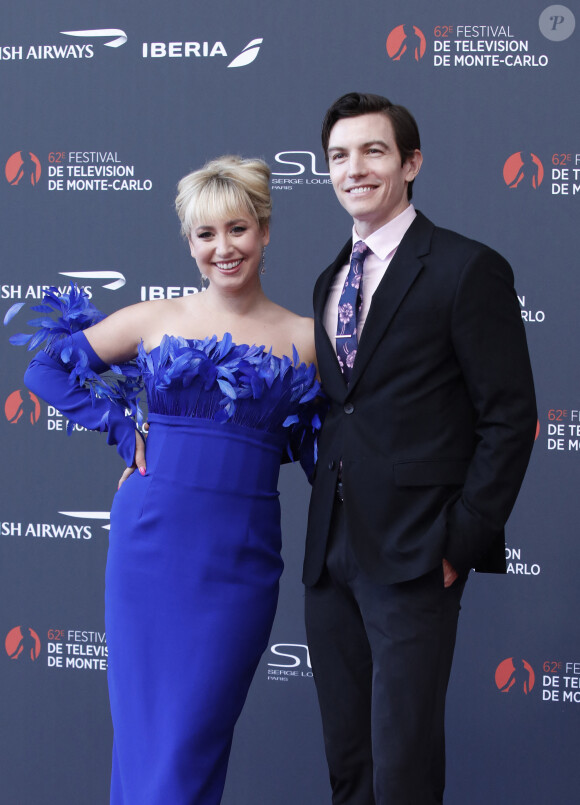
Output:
[314,239,352,398]
[348,212,434,391]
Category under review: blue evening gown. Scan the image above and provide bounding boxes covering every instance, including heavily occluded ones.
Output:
[16,288,321,805]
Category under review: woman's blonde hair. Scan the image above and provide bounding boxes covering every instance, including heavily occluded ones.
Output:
[175,155,272,239]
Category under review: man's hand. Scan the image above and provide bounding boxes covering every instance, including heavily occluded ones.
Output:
[442,558,458,588]
[117,429,147,489]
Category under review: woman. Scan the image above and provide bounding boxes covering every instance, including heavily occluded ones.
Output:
[19,156,320,804]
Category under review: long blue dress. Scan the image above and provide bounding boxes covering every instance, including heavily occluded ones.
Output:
[106,335,319,804]
[16,291,320,805]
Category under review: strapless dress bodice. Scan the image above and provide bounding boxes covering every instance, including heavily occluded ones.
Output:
[137,333,321,452]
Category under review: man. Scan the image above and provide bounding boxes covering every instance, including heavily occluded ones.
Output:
[304,92,536,805]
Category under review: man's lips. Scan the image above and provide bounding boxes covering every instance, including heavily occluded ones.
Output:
[345,185,377,195]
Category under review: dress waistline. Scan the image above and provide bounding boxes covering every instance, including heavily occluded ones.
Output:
[147,412,285,452]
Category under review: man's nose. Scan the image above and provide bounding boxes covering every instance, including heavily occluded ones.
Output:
[347,152,367,177]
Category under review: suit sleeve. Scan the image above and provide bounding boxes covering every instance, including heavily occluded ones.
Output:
[444,247,537,574]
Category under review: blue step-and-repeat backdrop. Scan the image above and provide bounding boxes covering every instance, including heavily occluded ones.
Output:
[1,1,578,802]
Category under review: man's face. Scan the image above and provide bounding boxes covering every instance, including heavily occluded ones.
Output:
[327,112,422,238]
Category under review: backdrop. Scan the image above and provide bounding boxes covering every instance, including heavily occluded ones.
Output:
[1,1,579,802]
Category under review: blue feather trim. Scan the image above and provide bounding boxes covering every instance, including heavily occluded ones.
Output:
[7,283,143,426]
[139,334,324,460]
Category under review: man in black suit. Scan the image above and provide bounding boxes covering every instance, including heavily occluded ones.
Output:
[304,92,536,805]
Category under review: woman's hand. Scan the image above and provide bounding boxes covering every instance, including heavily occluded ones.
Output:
[442,558,458,588]
[117,428,147,489]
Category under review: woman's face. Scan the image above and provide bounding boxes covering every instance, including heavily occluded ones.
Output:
[188,213,269,292]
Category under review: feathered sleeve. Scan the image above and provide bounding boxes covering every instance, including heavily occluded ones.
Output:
[279,350,327,483]
[6,285,143,466]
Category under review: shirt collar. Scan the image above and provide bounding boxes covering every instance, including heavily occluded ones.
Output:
[352,204,416,261]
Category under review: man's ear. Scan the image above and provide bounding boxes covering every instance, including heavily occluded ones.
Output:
[404,149,423,183]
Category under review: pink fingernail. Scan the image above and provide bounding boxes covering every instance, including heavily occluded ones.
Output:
[139,467,146,476]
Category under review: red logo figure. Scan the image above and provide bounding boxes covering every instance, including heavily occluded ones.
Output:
[386,25,426,62]
[5,151,42,186]
[495,657,535,694]
[5,389,41,425]
[503,152,544,189]
[5,626,41,662]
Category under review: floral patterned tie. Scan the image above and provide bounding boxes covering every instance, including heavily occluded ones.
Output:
[336,240,371,382]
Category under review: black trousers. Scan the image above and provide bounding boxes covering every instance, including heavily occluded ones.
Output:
[305,501,466,805]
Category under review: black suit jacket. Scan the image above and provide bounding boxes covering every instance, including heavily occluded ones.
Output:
[304,211,537,586]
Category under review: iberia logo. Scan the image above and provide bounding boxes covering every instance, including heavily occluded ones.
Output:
[495,657,535,694]
[5,151,42,187]
[227,38,263,68]
[5,626,41,662]
[503,152,544,189]
[386,25,426,61]
[5,390,41,425]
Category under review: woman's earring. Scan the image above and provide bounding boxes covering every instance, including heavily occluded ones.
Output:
[260,248,266,275]
[200,273,209,290]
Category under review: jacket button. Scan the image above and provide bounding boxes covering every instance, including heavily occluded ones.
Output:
[328,460,336,471]
[344,403,354,414]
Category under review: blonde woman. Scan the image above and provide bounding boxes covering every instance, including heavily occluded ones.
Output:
[21,156,320,804]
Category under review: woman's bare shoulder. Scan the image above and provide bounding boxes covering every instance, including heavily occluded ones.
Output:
[86,295,200,361]
[271,306,315,365]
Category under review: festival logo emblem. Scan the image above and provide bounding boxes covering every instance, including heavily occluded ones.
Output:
[4,390,41,426]
[5,626,41,662]
[503,152,544,189]
[5,151,41,187]
[386,25,426,61]
[495,657,535,694]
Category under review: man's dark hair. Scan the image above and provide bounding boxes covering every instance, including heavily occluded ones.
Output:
[321,92,421,200]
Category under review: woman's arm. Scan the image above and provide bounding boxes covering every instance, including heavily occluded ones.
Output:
[24,331,140,467]
[19,288,156,466]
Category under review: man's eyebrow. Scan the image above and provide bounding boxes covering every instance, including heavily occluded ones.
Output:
[327,140,390,152]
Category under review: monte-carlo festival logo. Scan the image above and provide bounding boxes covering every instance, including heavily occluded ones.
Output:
[5,626,41,662]
[386,25,426,62]
[503,153,545,190]
[5,151,41,187]
[4,389,41,426]
[495,657,536,695]
[385,9,576,70]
